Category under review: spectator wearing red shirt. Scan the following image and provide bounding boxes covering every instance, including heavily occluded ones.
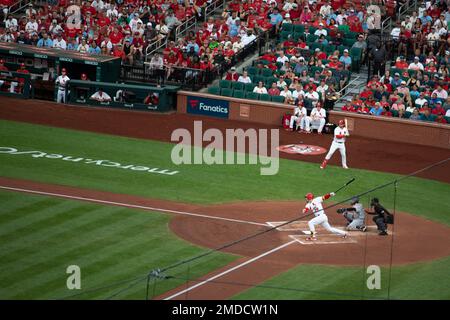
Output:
[435,114,447,124]
[268,82,281,96]
[225,67,239,81]
[342,100,356,112]
[431,101,445,115]
[0,59,8,71]
[395,56,409,69]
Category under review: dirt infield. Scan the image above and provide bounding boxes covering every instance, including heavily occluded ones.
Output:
[1,177,449,300]
[1,97,450,183]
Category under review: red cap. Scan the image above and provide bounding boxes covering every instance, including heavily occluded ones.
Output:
[305,193,314,201]
[62,68,67,72]
[20,63,25,67]
[339,119,345,126]
[0,59,4,64]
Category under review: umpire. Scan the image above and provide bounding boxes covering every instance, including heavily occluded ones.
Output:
[365,198,394,236]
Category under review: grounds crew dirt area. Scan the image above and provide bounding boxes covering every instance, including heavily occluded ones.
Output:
[1,97,450,299]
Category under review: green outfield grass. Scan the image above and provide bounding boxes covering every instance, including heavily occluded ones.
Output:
[1,119,449,300]
[233,257,450,300]
[0,190,236,299]
[0,120,449,225]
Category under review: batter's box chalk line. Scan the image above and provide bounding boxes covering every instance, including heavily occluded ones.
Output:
[289,234,358,245]
[267,221,347,234]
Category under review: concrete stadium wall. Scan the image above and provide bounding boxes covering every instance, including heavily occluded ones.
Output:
[177,91,450,149]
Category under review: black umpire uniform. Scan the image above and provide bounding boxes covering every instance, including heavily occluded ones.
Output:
[366,198,394,235]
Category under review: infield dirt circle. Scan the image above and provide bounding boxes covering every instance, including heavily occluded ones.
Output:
[1,98,450,300]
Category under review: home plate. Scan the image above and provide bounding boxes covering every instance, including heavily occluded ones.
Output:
[289,234,358,245]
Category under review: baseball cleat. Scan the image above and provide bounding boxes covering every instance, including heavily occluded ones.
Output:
[379,230,388,236]
[343,165,349,169]
[342,234,348,239]
[305,236,317,241]
[361,226,367,232]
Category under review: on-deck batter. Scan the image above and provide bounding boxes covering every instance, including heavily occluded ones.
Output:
[321,119,349,169]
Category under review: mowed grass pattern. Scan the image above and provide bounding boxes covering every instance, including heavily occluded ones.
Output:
[0,191,236,299]
[233,257,450,300]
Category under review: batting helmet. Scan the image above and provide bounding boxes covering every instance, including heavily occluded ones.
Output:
[61,68,67,72]
[305,193,314,201]
[339,119,345,127]
[350,197,359,204]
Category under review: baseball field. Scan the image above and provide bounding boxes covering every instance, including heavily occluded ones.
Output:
[1,97,450,300]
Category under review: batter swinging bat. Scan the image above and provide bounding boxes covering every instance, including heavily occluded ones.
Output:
[333,177,355,194]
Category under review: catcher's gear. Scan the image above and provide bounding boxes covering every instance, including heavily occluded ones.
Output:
[305,193,314,201]
[337,208,346,214]
[386,213,394,224]
[350,197,359,204]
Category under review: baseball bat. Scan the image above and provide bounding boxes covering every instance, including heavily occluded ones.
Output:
[333,177,355,194]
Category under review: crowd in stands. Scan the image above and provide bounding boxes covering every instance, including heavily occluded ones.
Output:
[349,0,450,124]
[0,0,208,66]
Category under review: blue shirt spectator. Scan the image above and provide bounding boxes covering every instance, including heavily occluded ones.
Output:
[391,73,402,87]
[88,44,101,55]
[369,103,383,116]
[228,23,239,37]
[339,51,352,68]
[186,41,199,54]
[269,10,283,26]
[37,36,53,48]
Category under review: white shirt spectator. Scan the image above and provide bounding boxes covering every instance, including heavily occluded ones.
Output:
[253,86,268,94]
[226,16,239,28]
[77,43,90,53]
[432,88,448,99]
[280,89,293,99]
[305,90,319,102]
[415,97,428,107]
[390,26,401,39]
[276,80,287,87]
[276,55,289,65]
[408,61,424,71]
[320,4,332,17]
[129,17,143,31]
[101,39,113,51]
[314,28,327,37]
[292,89,305,100]
[53,38,67,50]
[446,109,450,117]
[92,0,105,10]
[238,75,252,84]
[232,39,244,52]
[106,6,119,19]
[25,20,39,35]
[283,2,295,12]
[5,17,18,31]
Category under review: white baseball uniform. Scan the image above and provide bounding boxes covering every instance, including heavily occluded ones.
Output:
[325,126,349,168]
[305,196,347,236]
[305,107,326,133]
[55,74,70,103]
[289,106,308,130]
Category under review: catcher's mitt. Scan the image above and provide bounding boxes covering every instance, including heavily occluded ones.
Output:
[336,208,346,214]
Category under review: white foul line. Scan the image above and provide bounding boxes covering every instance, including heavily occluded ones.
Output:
[163,240,297,300]
[0,185,268,227]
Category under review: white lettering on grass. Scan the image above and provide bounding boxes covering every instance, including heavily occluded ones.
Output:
[1,146,179,176]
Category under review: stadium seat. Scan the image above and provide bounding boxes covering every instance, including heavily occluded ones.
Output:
[280,31,291,41]
[324,44,336,55]
[307,34,318,43]
[233,90,245,99]
[405,111,412,118]
[445,116,450,123]
[231,81,244,91]
[311,42,323,51]
[219,80,232,89]
[245,92,259,100]
[294,24,304,33]
[281,23,293,32]
[261,68,274,77]
[293,32,303,41]
[220,88,233,97]
[391,110,399,117]
[259,94,271,102]
[245,83,255,91]
[265,76,278,87]
[343,38,356,47]
[247,66,258,76]
[272,96,285,103]
[207,87,220,95]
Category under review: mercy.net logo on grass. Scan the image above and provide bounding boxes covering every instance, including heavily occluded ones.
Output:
[170,121,280,175]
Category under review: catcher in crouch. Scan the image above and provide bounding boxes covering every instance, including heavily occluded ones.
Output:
[303,192,348,241]
[337,197,367,232]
